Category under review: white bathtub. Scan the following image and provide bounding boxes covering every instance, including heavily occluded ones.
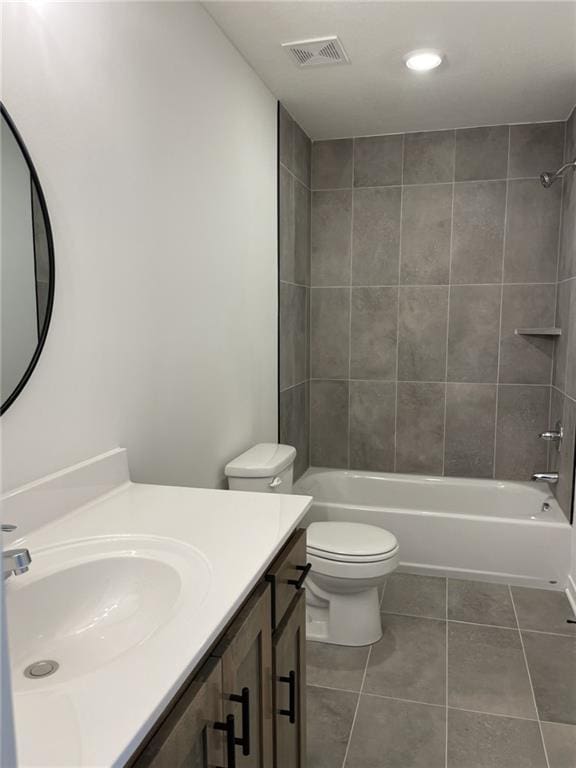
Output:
[294,468,572,589]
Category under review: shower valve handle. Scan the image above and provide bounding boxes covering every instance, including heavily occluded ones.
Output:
[539,430,562,441]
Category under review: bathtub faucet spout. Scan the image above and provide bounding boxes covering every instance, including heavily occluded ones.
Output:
[531,472,559,484]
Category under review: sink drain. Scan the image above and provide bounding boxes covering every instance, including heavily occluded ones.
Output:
[23,660,59,679]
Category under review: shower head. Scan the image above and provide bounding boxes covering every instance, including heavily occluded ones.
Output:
[540,158,576,188]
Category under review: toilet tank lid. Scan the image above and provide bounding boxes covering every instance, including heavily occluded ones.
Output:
[225,443,297,478]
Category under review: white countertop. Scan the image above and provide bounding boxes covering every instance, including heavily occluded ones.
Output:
[6,480,312,767]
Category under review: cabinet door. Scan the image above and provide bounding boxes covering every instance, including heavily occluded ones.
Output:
[132,656,225,768]
[212,583,273,768]
[273,591,306,768]
[267,529,308,630]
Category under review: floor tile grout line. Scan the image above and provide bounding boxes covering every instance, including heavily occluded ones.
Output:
[508,585,551,768]
[379,609,576,638]
[341,643,372,768]
[341,576,386,767]
[540,718,576,728]
[307,681,550,723]
[445,577,449,768]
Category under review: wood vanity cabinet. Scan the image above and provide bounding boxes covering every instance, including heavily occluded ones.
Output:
[129,529,308,768]
[132,656,225,768]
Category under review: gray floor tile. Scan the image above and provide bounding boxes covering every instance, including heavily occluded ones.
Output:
[522,631,576,724]
[364,614,446,705]
[306,685,358,768]
[307,641,370,692]
[448,623,537,719]
[541,722,576,768]
[511,587,576,637]
[448,579,517,628]
[381,572,446,619]
[345,695,445,768]
[447,709,547,768]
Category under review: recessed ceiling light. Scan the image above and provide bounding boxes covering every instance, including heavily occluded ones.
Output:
[405,49,443,72]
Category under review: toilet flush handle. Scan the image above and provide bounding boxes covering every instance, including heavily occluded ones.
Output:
[269,476,282,488]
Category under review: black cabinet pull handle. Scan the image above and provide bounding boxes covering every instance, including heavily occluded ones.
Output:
[279,670,296,724]
[214,714,236,768]
[229,687,250,756]
[287,563,311,590]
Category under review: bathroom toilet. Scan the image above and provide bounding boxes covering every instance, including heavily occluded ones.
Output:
[225,444,400,647]
[306,521,399,646]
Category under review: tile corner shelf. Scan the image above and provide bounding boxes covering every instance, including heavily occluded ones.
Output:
[514,328,562,337]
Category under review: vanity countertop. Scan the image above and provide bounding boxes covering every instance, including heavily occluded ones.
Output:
[6,479,312,767]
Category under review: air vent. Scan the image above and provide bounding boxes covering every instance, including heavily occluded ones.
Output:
[282,36,349,68]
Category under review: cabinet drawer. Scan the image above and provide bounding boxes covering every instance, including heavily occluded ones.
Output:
[266,529,308,630]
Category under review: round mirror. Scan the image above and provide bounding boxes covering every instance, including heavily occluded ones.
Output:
[1,103,55,415]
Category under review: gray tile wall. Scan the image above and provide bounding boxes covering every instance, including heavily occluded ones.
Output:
[278,106,312,480]
[308,120,567,486]
[551,105,576,520]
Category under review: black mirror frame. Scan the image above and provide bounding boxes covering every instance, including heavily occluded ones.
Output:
[1,102,55,416]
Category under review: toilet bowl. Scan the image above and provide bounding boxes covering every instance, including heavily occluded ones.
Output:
[224,444,400,646]
[306,521,399,646]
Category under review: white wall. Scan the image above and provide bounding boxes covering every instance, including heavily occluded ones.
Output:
[0,1,278,492]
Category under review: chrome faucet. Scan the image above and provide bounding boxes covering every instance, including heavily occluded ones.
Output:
[531,472,559,484]
[2,524,32,579]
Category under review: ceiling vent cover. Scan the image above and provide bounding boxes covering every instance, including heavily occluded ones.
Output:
[282,36,349,67]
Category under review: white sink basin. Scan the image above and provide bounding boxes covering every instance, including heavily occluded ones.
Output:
[4,466,311,768]
[7,536,211,689]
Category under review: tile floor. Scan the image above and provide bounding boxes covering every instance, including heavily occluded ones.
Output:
[306,573,576,768]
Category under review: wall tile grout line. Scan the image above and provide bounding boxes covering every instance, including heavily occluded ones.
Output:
[280,278,310,290]
[492,126,511,477]
[346,138,355,471]
[312,118,567,146]
[308,377,552,387]
[547,124,566,467]
[309,281,558,289]
[442,137,457,477]
[311,174,547,194]
[551,383,576,405]
[394,135,406,472]
[508,585,551,768]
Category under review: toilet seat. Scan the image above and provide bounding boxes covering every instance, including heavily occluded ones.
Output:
[307,522,398,563]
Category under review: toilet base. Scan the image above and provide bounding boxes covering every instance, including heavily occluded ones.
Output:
[305,585,383,646]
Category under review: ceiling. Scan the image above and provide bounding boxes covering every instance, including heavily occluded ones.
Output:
[204,1,576,139]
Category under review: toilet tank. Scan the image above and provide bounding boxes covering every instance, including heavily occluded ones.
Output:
[225,443,296,493]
